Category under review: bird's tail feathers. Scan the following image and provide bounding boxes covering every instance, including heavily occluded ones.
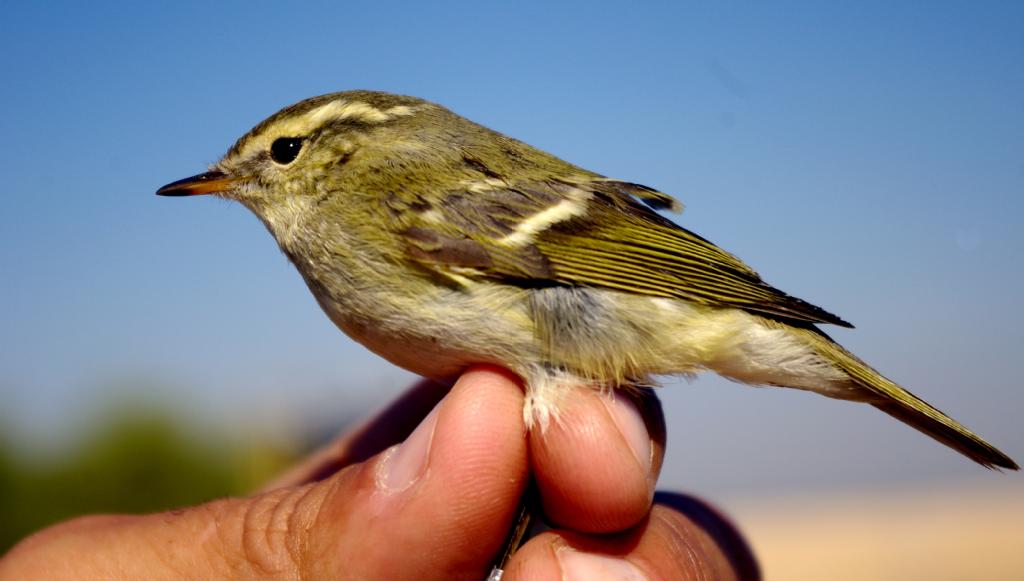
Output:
[807,330,1018,470]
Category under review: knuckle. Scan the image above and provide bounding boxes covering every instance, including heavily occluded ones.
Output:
[200,483,327,579]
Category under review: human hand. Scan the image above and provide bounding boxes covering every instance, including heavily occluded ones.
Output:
[0,367,758,580]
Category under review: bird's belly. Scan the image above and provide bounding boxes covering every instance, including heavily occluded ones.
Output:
[304,261,853,402]
[334,316,502,380]
[312,279,539,381]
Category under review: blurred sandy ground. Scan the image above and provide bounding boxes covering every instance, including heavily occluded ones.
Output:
[726,478,1023,580]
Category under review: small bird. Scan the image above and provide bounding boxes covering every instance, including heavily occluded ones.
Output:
[158,90,1016,470]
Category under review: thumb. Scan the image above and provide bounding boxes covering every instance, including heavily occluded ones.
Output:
[293,366,529,579]
[0,368,528,581]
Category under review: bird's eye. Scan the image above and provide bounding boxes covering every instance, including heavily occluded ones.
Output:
[270,137,303,165]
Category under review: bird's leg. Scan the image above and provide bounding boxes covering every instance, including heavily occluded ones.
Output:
[486,478,539,580]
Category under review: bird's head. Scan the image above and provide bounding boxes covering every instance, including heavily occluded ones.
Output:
[156,91,483,239]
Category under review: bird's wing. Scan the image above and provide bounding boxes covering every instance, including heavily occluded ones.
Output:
[394,178,852,327]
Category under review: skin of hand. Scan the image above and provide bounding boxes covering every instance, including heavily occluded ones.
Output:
[0,367,759,580]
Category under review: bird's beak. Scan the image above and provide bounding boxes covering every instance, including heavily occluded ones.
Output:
[156,170,242,196]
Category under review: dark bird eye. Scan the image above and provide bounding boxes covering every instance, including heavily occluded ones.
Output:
[270,137,303,164]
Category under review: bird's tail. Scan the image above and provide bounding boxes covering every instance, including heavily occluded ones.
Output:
[805,328,1018,470]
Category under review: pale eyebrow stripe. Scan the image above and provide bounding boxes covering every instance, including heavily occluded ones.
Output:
[231,101,423,162]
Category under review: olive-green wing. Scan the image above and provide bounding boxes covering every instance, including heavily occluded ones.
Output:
[395,178,852,328]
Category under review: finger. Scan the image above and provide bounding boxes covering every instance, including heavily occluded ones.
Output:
[652,492,760,579]
[265,377,452,489]
[530,385,666,533]
[504,495,760,581]
[301,365,529,579]
[1,367,527,581]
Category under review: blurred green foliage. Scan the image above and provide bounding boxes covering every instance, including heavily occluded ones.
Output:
[0,407,300,553]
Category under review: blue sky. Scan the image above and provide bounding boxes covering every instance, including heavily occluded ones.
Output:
[1,1,1022,495]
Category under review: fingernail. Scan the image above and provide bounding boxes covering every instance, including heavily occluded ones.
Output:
[603,392,653,474]
[377,402,440,492]
[558,550,649,581]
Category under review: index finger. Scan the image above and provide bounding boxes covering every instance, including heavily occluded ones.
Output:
[530,384,667,533]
